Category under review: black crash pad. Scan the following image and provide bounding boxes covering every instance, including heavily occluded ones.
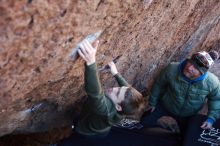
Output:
[58,126,181,146]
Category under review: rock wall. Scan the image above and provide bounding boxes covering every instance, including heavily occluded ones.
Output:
[0,0,220,137]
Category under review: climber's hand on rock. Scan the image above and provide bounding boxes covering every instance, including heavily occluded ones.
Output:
[78,40,99,66]
[107,61,118,75]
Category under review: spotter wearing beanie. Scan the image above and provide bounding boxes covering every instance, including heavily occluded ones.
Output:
[189,50,219,74]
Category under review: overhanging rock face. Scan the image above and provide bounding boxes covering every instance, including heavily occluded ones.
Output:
[0,0,220,137]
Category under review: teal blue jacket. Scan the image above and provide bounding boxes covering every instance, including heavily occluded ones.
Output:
[75,63,129,136]
[149,62,220,122]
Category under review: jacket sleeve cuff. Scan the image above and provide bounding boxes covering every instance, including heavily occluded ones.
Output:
[206,118,214,124]
[86,62,96,69]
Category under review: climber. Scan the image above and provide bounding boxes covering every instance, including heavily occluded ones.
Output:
[72,39,145,138]
[141,50,220,136]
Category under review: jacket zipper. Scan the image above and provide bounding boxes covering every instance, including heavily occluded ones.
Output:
[179,83,191,115]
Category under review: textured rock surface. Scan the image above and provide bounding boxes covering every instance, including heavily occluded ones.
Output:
[0,0,220,140]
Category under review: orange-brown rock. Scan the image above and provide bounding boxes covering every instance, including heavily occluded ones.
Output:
[0,0,220,138]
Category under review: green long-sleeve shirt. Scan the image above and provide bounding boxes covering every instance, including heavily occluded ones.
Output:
[75,63,129,136]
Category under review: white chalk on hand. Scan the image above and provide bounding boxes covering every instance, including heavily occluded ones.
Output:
[70,30,102,61]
